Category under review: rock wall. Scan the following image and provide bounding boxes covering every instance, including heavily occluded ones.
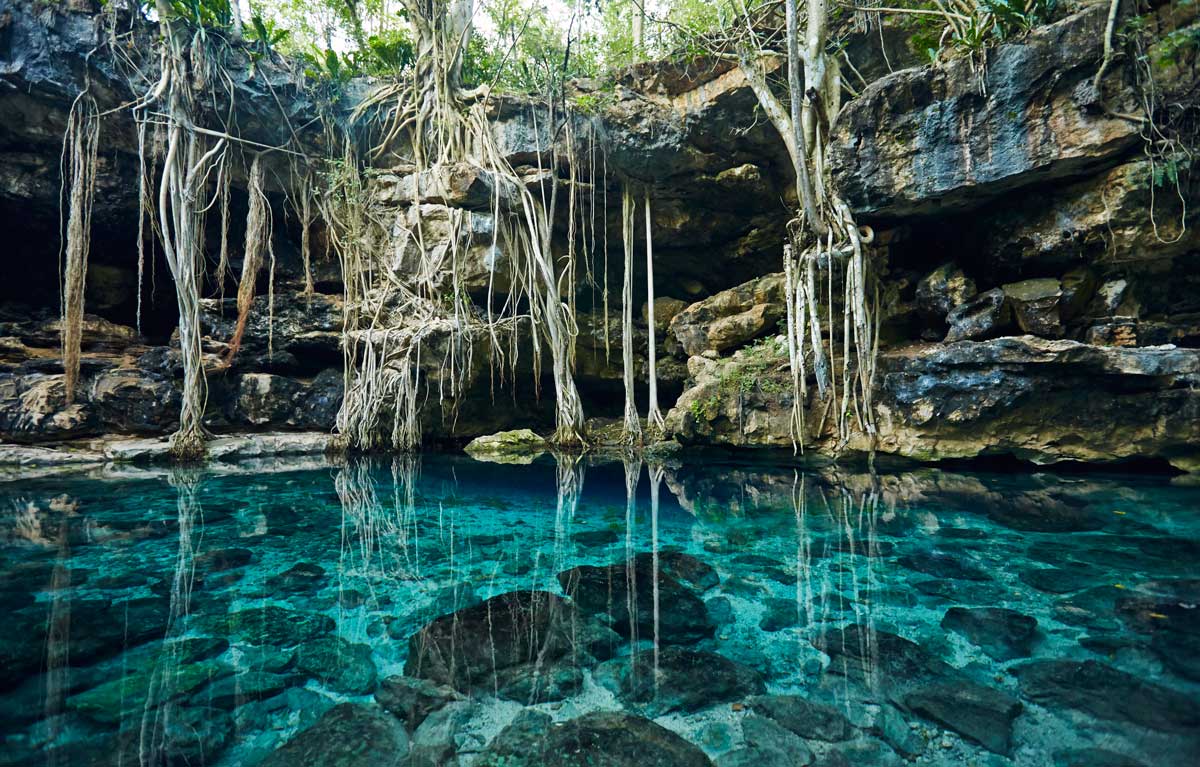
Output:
[1,1,1198,469]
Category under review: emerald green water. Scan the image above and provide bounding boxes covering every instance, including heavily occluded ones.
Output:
[1,455,1198,767]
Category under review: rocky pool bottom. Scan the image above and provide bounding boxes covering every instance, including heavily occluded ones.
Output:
[0,455,1198,767]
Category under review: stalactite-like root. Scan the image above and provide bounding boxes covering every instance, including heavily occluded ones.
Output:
[225,153,271,365]
[59,92,100,405]
[620,185,642,446]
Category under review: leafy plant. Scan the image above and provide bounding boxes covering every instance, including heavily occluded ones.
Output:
[247,12,289,57]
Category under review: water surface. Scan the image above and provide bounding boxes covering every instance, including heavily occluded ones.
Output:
[1,454,1198,767]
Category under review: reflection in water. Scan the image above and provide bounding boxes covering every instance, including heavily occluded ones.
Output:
[1,457,1198,767]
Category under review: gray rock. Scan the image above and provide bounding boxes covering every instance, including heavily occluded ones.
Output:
[902,679,1022,756]
[916,263,976,320]
[1003,278,1064,337]
[945,289,1011,342]
[759,598,801,632]
[741,714,814,765]
[404,590,580,692]
[409,700,480,767]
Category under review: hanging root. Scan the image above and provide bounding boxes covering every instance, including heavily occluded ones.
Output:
[59,92,100,405]
[225,153,271,364]
[620,184,642,445]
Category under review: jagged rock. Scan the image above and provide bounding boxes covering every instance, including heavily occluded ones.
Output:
[1014,659,1200,732]
[669,274,784,355]
[972,160,1198,274]
[941,607,1038,661]
[595,647,766,716]
[944,289,1011,342]
[1003,278,1064,337]
[831,6,1143,217]
[477,710,715,767]
[257,703,410,767]
[409,700,481,767]
[916,264,975,321]
[558,558,715,645]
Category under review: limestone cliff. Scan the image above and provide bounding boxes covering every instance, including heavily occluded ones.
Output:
[0,0,1197,469]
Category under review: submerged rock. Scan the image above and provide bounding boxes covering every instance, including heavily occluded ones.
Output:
[746,695,855,742]
[1014,659,1200,732]
[477,709,715,767]
[941,607,1038,661]
[558,558,715,644]
[220,606,335,647]
[595,647,766,716]
[257,703,410,767]
[404,590,579,691]
[374,675,463,732]
[294,636,378,694]
[902,680,1023,756]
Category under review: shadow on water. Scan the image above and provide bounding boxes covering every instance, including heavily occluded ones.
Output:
[1,454,1198,766]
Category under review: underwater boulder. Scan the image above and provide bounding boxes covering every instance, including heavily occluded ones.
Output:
[594,647,766,716]
[477,709,715,767]
[258,703,409,767]
[403,590,577,692]
[941,607,1038,661]
[557,558,716,645]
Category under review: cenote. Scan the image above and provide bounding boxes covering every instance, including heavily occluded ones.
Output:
[1,455,1198,767]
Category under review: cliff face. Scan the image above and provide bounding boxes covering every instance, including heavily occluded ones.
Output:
[0,0,1197,469]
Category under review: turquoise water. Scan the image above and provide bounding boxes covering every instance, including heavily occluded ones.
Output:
[1,454,1198,767]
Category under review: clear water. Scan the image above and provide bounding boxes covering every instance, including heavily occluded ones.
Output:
[1,454,1198,767]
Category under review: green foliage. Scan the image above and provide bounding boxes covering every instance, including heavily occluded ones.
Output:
[1152,24,1200,69]
[979,0,1056,38]
[157,0,234,29]
[247,12,290,55]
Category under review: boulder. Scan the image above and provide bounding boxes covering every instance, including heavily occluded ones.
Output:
[595,647,766,715]
[477,710,715,767]
[374,675,463,732]
[669,274,784,355]
[1003,278,1064,337]
[941,607,1038,661]
[1014,659,1200,732]
[746,695,855,742]
[644,297,690,333]
[463,429,548,464]
[558,558,715,645]
[294,636,378,695]
[915,264,976,321]
[944,289,1011,342]
[403,590,579,691]
[257,703,410,767]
